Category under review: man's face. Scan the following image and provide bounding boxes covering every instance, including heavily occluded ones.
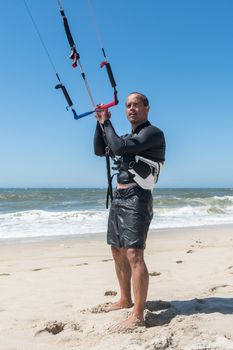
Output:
[126,94,149,129]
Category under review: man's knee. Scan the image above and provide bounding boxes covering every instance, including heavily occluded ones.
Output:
[111,246,126,263]
[126,248,145,267]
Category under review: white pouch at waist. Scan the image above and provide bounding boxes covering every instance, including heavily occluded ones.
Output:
[128,155,162,190]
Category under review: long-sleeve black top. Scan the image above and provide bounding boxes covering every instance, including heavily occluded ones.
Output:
[94,119,166,185]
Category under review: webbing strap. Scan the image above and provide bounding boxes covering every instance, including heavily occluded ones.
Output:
[105,146,114,208]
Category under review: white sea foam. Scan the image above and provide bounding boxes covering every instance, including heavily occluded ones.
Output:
[1,203,233,240]
[151,203,233,229]
[1,189,233,240]
[0,210,108,240]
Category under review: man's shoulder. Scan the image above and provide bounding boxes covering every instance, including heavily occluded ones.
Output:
[142,123,164,136]
[121,132,132,140]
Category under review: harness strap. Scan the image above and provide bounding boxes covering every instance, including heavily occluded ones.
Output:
[105,146,113,208]
[106,172,117,209]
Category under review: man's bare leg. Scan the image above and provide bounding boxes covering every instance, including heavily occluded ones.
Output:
[127,248,149,322]
[109,246,133,310]
[110,248,148,331]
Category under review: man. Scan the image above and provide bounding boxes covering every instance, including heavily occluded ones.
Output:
[94,92,166,331]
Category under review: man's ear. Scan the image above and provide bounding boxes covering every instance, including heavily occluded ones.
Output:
[146,106,150,113]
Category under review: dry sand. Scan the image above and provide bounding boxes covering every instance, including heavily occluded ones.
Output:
[0,225,233,350]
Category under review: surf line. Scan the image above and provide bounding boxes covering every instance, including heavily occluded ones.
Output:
[23,0,118,121]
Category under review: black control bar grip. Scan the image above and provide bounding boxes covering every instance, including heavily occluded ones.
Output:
[105,62,117,88]
[55,83,73,107]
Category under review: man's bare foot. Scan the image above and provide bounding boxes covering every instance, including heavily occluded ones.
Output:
[108,314,145,333]
[106,300,133,312]
[88,301,133,313]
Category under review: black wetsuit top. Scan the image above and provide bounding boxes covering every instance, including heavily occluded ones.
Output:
[94,120,166,185]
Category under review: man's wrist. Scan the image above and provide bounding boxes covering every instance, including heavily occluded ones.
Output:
[103,119,110,127]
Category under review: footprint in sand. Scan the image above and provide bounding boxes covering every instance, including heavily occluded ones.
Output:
[104,290,117,296]
[74,263,88,267]
[186,249,193,254]
[82,301,131,314]
[176,260,183,264]
[35,320,82,336]
[149,271,161,277]
[191,239,204,248]
[101,259,113,262]
[32,268,48,272]
[35,321,66,336]
[60,244,72,248]
[0,273,10,276]
[209,284,229,293]
[81,302,113,314]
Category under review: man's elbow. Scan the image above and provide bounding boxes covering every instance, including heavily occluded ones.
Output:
[110,145,124,156]
[94,148,105,157]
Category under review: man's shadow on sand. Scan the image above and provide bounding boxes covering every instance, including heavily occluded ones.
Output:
[145,297,233,327]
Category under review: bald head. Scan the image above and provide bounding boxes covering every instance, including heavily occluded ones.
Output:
[127,92,149,107]
[125,92,150,130]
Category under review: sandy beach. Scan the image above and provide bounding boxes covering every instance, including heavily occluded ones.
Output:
[0,225,233,350]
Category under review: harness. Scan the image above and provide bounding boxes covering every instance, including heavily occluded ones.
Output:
[104,151,162,208]
[114,155,161,188]
[127,155,161,189]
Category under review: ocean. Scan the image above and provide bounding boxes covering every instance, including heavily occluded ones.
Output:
[0,188,233,241]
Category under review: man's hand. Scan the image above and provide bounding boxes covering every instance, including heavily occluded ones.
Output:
[95,107,111,124]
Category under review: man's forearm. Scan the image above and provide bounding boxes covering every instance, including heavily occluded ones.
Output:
[93,122,106,156]
[103,120,126,155]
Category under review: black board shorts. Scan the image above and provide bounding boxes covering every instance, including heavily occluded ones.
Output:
[107,186,153,250]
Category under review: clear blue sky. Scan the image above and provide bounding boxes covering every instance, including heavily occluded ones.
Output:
[1,0,232,188]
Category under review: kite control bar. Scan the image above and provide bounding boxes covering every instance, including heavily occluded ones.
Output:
[57,0,118,120]
[99,60,118,109]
